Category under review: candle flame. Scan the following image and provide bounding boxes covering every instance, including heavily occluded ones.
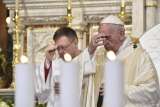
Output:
[20,55,29,63]
[106,50,116,61]
[64,53,72,62]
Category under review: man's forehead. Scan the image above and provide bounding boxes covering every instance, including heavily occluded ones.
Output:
[100,23,113,26]
[55,36,71,43]
[99,23,113,30]
[100,15,124,25]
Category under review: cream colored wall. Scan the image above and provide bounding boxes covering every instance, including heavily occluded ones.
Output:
[157,0,160,23]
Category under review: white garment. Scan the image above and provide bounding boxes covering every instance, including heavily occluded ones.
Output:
[140,24,160,87]
[83,38,160,107]
[34,48,95,107]
[117,38,160,107]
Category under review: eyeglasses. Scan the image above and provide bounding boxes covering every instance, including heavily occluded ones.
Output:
[56,40,75,51]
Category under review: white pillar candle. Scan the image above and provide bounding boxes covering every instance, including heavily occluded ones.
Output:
[60,62,80,107]
[15,64,35,107]
[103,59,124,107]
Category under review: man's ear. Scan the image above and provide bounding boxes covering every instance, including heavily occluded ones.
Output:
[74,41,78,48]
[75,39,78,45]
[120,28,125,36]
[119,29,125,41]
[73,39,78,48]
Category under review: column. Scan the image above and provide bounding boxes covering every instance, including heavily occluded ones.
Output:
[77,32,83,49]
[146,0,157,30]
[72,7,86,50]
[132,0,145,37]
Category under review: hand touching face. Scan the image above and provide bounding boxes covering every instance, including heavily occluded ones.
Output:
[99,23,125,53]
[45,41,57,62]
[88,32,106,55]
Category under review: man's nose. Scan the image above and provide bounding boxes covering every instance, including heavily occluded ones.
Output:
[58,48,64,54]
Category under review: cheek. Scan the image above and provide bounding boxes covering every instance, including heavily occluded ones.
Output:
[110,34,120,43]
[114,37,122,43]
[69,47,75,54]
[65,47,73,55]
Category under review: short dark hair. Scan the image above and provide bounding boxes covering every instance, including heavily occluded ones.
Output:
[53,27,78,41]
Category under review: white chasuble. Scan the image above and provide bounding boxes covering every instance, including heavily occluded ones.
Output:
[84,38,160,107]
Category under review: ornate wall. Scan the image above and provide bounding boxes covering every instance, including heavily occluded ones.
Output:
[2,0,133,63]
[27,26,57,63]
[2,0,158,64]
[0,1,159,104]
[132,0,160,37]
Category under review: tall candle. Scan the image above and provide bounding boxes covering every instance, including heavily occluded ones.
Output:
[121,0,125,7]
[60,62,80,107]
[68,0,71,9]
[15,64,35,107]
[103,58,124,107]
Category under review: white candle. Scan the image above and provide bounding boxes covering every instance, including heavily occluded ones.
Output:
[60,62,80,107]
[68,0,71,9]
[121,0,125,7]
[15,64,35,107]
[103,59,124,107]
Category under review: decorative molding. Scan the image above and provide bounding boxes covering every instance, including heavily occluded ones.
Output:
[145,3,158,7]
[21,16,67,26]
[3,0,133,34]
[3,0,132,9]
[3,0,132,25]
[84,13,132,24]
[145,0,158,7]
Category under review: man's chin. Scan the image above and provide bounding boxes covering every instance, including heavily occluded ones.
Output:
[59,55,64,59]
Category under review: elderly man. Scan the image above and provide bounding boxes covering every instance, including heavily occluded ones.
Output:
[87,15,160,107]
[35,27,95,107]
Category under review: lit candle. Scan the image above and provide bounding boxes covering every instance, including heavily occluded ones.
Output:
[121,0,125,7]
[15,64,35,107]
[64,53,72,62]
[103,51,124,107]
[68,0,71,9]
[60,62,80,107]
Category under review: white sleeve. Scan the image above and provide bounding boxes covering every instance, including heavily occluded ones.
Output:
[140,24,160,87]
[125,52,160,106]
[34,59,52,104]
[82,48,96,75]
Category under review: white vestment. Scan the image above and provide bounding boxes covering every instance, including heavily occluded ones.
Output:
[83,38,160,107]
[34,48,95,107]
[140,24,160,87]
[117,39,160,107]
